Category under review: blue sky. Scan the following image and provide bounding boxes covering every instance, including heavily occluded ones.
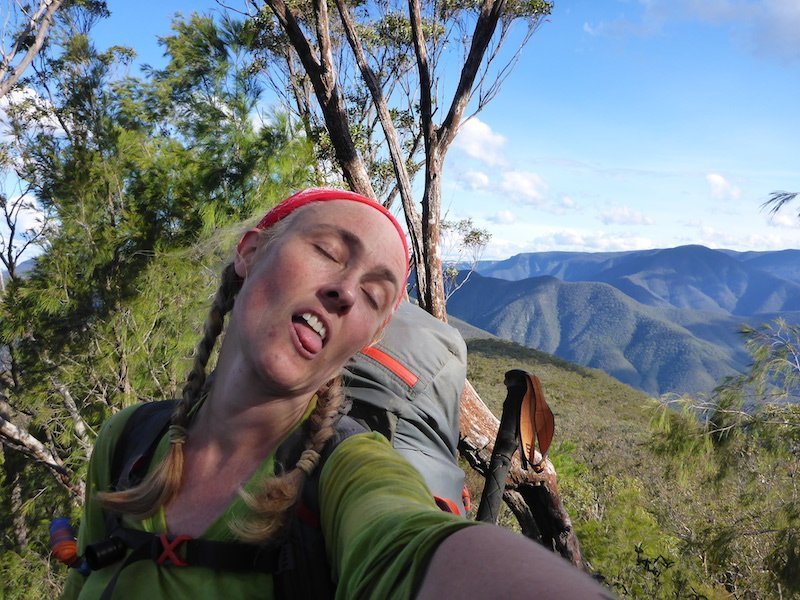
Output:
[63,1,800,259]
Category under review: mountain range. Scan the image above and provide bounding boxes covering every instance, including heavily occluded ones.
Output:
[447,245,800,397]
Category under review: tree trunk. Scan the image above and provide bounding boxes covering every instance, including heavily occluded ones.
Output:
[1,444,29,548]
[11,468,29,548]
[265,0,374,196]
[458,380,587,570]
[419,147,446,320]
[333,0,426,300]
[52,377,92,459]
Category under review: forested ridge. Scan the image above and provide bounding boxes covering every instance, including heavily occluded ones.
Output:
[1,3,798,599]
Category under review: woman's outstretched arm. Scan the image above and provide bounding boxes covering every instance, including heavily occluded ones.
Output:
[417,523,615,599]
[321,432,614,599]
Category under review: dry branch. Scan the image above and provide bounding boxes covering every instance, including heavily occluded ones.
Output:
[0,411,84,501]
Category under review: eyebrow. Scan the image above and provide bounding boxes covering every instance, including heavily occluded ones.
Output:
[306,224,400,289]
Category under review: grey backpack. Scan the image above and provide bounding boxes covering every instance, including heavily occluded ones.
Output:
[343,302,469,514]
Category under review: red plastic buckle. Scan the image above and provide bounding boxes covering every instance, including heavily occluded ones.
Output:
[461,484,473,514]
[434,495,461,515]
[156,534,192,567]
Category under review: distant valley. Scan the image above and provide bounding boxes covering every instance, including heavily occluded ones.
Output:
[447,245,800,397]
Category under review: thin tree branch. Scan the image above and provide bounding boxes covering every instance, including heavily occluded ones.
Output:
[0,0,64,98]
[438,0,506,152]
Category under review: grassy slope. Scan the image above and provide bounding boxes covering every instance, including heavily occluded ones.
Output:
[463,337,735,598]
[465,337,657,500]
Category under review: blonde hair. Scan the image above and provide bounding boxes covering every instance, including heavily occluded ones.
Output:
[233,377,345,541]
[98,210,347,542]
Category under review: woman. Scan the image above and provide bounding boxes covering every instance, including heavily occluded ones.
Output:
[63,188,612,599]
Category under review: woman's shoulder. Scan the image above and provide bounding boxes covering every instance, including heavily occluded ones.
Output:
[96,402,150,444]
[89,402,166,474]
[321,430,431,500]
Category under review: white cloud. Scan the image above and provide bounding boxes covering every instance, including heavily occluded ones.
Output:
[458,170,490,190]
[748,0,800,61]
[695,223,799,250]
[706,173,741,201]
[561,196,577,209]
[488,210,517,225]
[582,17,657,38]
[499,171,548,205]
[453,118,506,166]
[484,229,655,257]
[600,205,654,226]
[16,198,46,232]
[0,86,64,142]
[767,210,799,228]
[539,230,655,252]
[680,0,800,61]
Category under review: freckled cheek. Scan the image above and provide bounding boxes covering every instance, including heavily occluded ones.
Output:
[235,284,284,340]
[352,317,384,350]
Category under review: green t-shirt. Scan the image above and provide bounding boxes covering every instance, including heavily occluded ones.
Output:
[62,404,474,599]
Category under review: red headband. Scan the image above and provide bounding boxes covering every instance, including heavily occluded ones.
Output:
[256,187,410,283]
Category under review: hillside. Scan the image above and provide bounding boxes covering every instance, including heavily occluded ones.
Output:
[721,248,800,283]
[476,245,800,315]
[456,245,800,396]
[464,336,797,598]
[447,272,744,396]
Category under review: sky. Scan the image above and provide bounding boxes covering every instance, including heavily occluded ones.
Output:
[440,0,800,259]
[11,0,800,261]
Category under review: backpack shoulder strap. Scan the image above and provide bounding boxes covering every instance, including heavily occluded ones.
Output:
[110,400,176,491]
[273,415,366,600]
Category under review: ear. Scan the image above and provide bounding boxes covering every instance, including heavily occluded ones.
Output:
[234,230,261,279]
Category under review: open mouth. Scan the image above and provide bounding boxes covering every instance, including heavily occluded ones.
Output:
[292,312,328,355]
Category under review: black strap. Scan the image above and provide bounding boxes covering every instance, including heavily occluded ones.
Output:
[112,527,284,572]
[98,538,154,600]
[273,415,367,600]
[95,528,286,599]
[111,400,175,490]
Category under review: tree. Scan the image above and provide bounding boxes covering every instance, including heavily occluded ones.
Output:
[235,0,587,564]
[0,154,51,292]
[651,320,800,596]
[145,13,317,230]
[764,191,800,218]
[242,0,551,319]
[0,9,317,574]
[0,0,66,98]
[441,217,491,302]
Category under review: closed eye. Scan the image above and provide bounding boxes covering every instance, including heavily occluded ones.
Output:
[362,283,390,311]
[362,287,379,310]
[314,244,339,262]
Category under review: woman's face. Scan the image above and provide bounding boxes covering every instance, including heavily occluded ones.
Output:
[230,200,407,399]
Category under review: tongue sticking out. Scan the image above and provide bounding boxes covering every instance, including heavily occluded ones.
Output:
[293,319,323,355]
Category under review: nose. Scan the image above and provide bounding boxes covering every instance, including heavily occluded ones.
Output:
[320,279,356,314]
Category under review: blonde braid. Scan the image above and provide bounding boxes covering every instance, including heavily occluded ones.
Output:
[233,377,347,543]
[97,264,243,517]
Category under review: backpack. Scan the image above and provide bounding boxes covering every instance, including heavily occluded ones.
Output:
[343,301,468,514]
[83,301,468,597]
